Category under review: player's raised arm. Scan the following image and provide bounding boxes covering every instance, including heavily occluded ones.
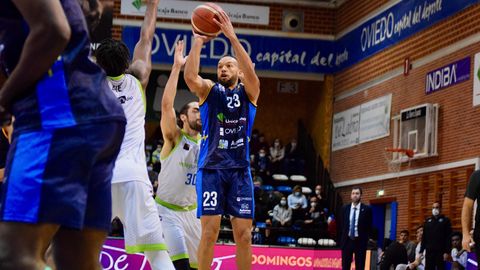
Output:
[214,10,260,104]
[128,0,159,90]
[183,34,214,103]
[161,41,185,148]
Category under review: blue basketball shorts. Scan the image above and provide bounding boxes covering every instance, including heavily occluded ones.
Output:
[196,167,254,219]
[0,120,125,231]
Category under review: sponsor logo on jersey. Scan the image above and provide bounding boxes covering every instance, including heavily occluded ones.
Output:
[239,203,251,215]
[218,139,229,149]
[118,95,133,104]
[219,126,243,136]
[112,83,123,92]
[230,138,244,149]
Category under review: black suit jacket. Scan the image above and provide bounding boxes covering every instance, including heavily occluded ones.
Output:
[340,203,373,248]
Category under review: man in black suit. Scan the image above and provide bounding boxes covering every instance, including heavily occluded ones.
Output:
[340,187,373,270]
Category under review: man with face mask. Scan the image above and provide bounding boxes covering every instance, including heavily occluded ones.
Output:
[420,202,452,270]
[340,187,373,270]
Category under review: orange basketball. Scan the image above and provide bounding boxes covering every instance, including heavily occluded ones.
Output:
[191,3,224,37]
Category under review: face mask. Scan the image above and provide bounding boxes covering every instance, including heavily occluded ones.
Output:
[147,166,153,171]
[259,153,266,158]
[254,186,261,192]
[315,190,321,195]
[280,200,286,206]
[295,192,301,197]
[274,142,280,147]
[291,142,297,147]
[432,209,440,216]
[310,203,317,208]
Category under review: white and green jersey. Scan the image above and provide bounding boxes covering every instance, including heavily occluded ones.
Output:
[156,131,200,210]
[108,74,149,184]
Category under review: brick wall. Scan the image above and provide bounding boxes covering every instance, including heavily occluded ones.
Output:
[331,2,480,235]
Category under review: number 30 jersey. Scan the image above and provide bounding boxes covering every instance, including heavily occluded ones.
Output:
[198,82,257,170]
[156,132,200,209]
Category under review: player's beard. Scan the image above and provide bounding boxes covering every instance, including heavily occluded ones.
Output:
[188,118,202,132]
[218,75,237,88]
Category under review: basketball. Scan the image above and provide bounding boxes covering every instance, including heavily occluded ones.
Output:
[191,3,224,37]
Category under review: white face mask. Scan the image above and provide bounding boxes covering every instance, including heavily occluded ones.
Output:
[280,200,287,206]
[274,142,280,147]
[295,192,301,197]
[310,203,317,208]
[259,153,266,158]
[315,190,321,195]
[147,166,153,171]
[432,208,440,216]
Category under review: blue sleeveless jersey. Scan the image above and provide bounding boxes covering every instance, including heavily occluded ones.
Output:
[0,0,125,133]
[199,82,256,169]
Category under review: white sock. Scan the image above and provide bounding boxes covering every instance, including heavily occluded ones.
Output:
[144,250,175,270]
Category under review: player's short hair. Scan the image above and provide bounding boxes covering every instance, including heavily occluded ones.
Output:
[177,102,194,128]
[96,38,130,77]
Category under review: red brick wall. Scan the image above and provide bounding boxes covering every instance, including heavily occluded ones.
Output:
[331,2,480,235]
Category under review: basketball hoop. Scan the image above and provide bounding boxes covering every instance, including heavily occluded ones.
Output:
[384,148,414,174]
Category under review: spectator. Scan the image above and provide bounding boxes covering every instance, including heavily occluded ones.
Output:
[256,148,270,180]
[288,185,308,223]
[284,138,304,175]
[396,226,425,270]
[400,230,417,263]
[295,196,325,230]
[269,138,285,174]
[450,232,467,270]
[272,197,292,227]
[313,185,326,210]
[380,235,408,270]
[421,202,452,270]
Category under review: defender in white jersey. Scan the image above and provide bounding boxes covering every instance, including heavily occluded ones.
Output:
[156,41,202,270]
[95,1,175,269]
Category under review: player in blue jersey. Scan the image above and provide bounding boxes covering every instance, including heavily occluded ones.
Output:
[184,10,260,270]
[0,0,126,269]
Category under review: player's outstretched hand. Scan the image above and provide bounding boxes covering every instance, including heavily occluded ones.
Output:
[173,40,187,67]
[213,10,236,40]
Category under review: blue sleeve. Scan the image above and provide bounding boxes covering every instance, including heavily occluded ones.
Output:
[287,195,295,208]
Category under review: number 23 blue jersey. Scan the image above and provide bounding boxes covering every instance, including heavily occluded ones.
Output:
[198,82,257,169]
